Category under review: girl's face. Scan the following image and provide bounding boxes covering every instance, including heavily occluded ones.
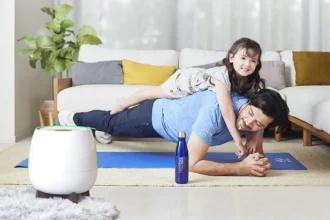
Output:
[229,48,259,77]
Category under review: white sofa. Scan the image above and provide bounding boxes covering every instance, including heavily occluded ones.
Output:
[54,45,330,146]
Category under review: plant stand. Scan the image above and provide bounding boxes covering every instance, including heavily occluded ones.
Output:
[39,100,54,126]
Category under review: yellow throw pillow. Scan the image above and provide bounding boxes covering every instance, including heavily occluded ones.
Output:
[122,59,176,85]
[293,52,330,85]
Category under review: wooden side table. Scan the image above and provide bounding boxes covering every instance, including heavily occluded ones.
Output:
[39,100,55,126]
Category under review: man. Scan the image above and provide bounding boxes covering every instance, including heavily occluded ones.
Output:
[59,89,289,177]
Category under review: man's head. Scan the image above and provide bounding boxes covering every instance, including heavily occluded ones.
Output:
[236,89,289,133]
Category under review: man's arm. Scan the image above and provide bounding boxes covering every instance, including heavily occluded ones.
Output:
[188,131,269,176]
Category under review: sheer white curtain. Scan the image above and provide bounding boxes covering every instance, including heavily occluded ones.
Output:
[54,0,330,51]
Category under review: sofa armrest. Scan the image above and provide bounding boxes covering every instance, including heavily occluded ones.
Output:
[53,78,72,118]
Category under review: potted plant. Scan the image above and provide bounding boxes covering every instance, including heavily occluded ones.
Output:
[18,4,102,75]
[18,4,103,126]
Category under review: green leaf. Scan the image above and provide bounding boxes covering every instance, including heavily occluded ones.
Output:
[20,49,35,55]
[55,4,73,22]
[49,41,57,50]
[41,50,51,69]
[61,19,75,31]
[66,30,75,36]
[60,47,70,57]
[41,7,55,19]
[64,47,77,60]
[53,58,67,72]
[17,36,36,48]
[50,49,62,59]
[51,34,65,43]
[57,43,65,49]
[29,59,38,69]
[45,19,61,33]
[76,26,97,40]
[44,61,55,75]
[36,36,50,48]
[67,41,78,48]
[77,35,102,47]
[72,50,79,62]
[67,48,79,60]
[65,51,73,59]
[29,51,42,60]
[65,59,72,69]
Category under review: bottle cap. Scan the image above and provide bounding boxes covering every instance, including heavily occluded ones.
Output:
[178,132,186,138]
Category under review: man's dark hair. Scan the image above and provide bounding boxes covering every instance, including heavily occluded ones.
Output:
[248,89,290,133]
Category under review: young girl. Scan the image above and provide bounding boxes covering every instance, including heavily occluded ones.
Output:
[109,38,265,158]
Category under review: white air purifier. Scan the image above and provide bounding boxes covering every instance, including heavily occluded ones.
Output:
[29,126,97,196]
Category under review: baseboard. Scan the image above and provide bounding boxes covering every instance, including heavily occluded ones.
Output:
[0,136,16,144]
[15,128,34,142]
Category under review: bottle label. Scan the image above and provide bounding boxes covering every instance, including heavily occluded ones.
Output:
[175,156,188,184]
[178,157,184,173]
[176,156,188,173]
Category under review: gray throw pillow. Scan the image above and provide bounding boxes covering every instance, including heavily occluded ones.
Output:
[259,61,286,90]
[71,60,123,86]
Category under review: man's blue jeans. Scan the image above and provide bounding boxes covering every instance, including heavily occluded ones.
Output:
[73,99,161,138]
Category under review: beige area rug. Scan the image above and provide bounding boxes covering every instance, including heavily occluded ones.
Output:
[1,138,330,187]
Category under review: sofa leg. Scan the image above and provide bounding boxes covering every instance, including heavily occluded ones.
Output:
[275,126,281,142]
[303,129,312,146]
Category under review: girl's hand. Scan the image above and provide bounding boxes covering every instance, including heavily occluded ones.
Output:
[235,142,248,158]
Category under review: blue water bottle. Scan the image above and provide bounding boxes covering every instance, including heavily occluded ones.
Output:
[175,132,189,184]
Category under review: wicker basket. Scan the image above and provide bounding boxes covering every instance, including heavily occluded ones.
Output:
[39,100,54,126]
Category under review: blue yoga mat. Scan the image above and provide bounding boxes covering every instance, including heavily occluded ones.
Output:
[15,152,306,170]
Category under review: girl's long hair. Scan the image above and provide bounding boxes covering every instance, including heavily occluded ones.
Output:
[217,38,266,95]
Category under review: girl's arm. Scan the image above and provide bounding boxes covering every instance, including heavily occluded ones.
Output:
[212,79,246,158]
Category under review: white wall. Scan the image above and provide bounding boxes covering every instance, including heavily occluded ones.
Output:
[0,0,52,143]
[0,0,15,143]
[15,0,53,142]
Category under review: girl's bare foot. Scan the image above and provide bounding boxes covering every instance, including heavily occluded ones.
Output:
[111,97,127,115]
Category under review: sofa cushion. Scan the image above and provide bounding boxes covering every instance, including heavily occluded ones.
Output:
[122,59,176,85]
[194,62,219,69]
[259,61,286,90]
[179,48,280,68]
[312,99,330,134]
[280,86,330,124]
[179,48,227,68]
[280,51,296,87]
[71,61,123,86]
[57,85,156,112]
[79,44,179,67]
[293,51,330,86]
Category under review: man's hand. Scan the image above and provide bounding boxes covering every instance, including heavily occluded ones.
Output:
[240,153,271,177]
